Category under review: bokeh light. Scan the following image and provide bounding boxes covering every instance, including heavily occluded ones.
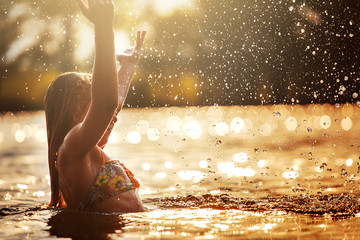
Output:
[215,122,229,136]
[233,153,248,163]
[147,128,161,141]
[230,117,245,133]
[283,172,299,179]
[184,121,202,139]
[142,162,151,171]
[257,160,266,168]
[177,170,204,183]
[165,161,173,169]
[341,117,352,131]
[199,160,208,168]
[320,115,331,130]
[136,120,150,134]
[345,158,353,167]
[285,117,297,131]
[15,130,25,143]
[166,116,183,133]
[127,131,141,144]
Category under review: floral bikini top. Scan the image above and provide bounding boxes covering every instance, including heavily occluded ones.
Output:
[77,152,140,211]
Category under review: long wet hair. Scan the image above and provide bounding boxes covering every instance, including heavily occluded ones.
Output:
[45,72,91,207]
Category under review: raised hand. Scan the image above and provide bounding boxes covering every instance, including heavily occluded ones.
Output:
[116,31,146,65]
[76,0,114,27]
[115,31,146,112]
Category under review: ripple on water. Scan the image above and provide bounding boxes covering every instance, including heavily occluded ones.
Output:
[158,193,360,218]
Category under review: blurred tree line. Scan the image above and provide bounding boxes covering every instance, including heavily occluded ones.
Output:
[1,0,360,111]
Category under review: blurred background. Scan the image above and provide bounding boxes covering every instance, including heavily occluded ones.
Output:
[0,0,359,111]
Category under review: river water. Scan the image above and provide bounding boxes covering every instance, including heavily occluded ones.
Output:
[1,104,360,239]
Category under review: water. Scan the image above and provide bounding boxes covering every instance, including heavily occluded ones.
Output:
[1,104,360,239]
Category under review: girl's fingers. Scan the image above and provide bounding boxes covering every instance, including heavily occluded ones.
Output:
[135,30,146,49]
[135,31,141,48]
[140,31,147,40]
[139,31,146,46]
[137,31,141,40]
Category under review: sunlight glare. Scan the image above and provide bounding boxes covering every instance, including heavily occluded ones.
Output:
[15,130,25,143]
[215,122,229,136]
[33,191,45,197]
[345,158,353,167]
[320,115,331,129]
[8,3,27,20]
[214,224,229,230]
[115,31,132,54]
[4,193,12,201]
[147,128,161,141]
[6,18,46,63]
[258,160,266,167]
[341,117,352,131]
[127,131,141,144]
[166,116,183,133]
[207,106,224,122]
[142,162,151,171]
[17,184,28,190]
[230,117,245,133]
[233,153,248,163]
[107,131,117,144]
[136,120,150,134]
[156,172,167,178]
[184,121,202,139]
[199,160,208,168]
[35,129,47,143]
[153,0,193,16]
[138,187,153,195]
[283,171,299,179]
[165,161,173,169]
[285,117,297,131]
[177,170,204,182]
[259,123,272,136]
[75,24,94,61]
[217,162,255,177]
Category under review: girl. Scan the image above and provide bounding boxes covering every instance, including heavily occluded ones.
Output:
[44,0,146,212]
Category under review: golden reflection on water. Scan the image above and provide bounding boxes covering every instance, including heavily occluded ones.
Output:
[102,104,357,198]
[1,104,360,200]
[1,105,357,144]
[2,105,360,239]
[121,209,322,239]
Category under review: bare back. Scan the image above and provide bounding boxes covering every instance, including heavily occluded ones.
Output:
[56,144,103,209]
[57,142,144,212]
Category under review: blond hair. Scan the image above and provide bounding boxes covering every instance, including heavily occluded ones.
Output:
[44,72,91,207]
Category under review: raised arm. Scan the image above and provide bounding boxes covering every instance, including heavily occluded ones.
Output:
[63,0,118,155]
[116,31,146,112]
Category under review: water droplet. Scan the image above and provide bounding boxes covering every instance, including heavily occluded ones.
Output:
[273,112,281,117]
[341,169,348,177]
[320,163,327,170]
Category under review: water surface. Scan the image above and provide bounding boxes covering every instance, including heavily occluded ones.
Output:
[1,104,360,239]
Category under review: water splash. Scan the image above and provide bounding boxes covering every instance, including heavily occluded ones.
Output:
[158,193,360,218]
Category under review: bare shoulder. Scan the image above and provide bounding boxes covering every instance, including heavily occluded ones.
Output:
[58,126,102,167]
[59,123,87,161]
